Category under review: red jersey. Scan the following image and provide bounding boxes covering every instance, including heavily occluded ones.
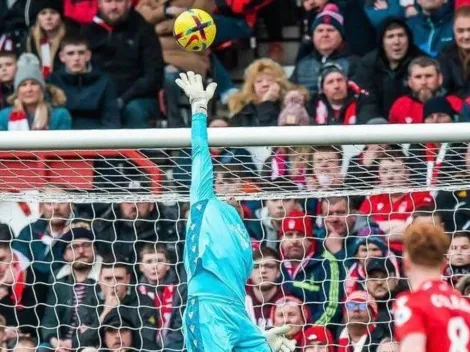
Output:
[389,95,463,124]
[359,191,434,222]
[394,280,470,352]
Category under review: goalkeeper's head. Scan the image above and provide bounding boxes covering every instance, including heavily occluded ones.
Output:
[403,222,450,288]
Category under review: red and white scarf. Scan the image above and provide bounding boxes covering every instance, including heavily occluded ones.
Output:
[337,325,375,352]
[155,284,175,333]
[93,16,114,32]
[344,263,366,296]
[8,110,30,131]
[9,252,27,309]
[39,36,52,78]
[425,142,448,186]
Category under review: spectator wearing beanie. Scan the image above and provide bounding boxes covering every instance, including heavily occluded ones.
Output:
[407,96,467,186]
[353,18,424,118]
[270,296,312,347]
[291,9,359,96]
[0,53,71,130]
[338,290,383,352]
[136,0,213,128]
[229,58,295,127]
[81,0,164,128]
[279,210,343,325]
[0,0,34,55]
[388,57,463,124]
[22,0,66,78]
[308,62,378,125]
[302,325,335,352]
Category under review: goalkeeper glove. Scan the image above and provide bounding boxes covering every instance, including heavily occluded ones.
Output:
[264,325,297,352]
[175,71,217,115]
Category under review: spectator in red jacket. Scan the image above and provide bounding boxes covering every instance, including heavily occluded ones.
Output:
[245,247,285,329]
[308,63,378,125]
[389,56,463,124]
[359,148,434,247]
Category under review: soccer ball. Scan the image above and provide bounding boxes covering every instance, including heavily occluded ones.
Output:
[173,9,217,52]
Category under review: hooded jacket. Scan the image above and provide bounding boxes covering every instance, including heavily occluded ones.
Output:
[48,65,120,129]
[438,42,470,98]
[406,2,454,57]
[352,17,424,117]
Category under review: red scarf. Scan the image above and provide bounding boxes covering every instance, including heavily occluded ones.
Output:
[39,36,52,78]
[337,325,375,352]
[93,16,113,32]
[155,284,175,332]
[9,253,27,309]
[8,110,30,131]
[315,100,357,125]
[344,263,365,296]
[425,142,448,186]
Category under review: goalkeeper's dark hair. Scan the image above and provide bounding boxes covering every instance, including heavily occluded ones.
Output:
[253,247,281,262]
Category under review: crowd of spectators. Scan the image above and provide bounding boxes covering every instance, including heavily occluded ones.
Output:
[1,0,470,351]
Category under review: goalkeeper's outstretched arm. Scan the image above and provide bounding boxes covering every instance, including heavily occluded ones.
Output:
[175,72,217,206]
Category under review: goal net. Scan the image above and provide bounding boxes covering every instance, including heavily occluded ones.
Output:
[0,123,468,351]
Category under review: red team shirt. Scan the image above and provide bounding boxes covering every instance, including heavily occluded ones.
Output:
[394,280,470,352]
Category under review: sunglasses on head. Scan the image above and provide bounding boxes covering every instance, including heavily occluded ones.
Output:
[345,301,368,311]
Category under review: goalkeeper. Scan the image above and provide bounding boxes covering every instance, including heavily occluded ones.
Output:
[176,72,295,352]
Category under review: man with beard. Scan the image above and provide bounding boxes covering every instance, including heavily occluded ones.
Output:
[388,57,462,124]
[365,258,404,340]
[81,0,164,128]
[445,231,470,287]
[279,210,343,325]
[245,247,285,329]
[39,223,100,352]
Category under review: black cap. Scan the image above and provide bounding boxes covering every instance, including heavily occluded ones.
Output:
[423,96,455,120]
[366,258,396,276]
[61,223,94,244]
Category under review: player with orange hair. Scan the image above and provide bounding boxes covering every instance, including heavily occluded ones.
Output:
[394,222,470,352]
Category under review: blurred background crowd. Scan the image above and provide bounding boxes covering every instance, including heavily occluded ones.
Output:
[1,0,470,351]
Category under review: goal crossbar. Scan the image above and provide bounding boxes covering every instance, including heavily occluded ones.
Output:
[0,123,469,150]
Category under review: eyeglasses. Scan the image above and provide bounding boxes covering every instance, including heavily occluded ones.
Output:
[345,302,368,311]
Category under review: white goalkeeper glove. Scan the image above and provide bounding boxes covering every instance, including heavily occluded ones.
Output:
[175,71,217,115]
[264,325,297,352]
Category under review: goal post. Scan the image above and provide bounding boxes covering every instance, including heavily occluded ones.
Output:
[0,123,469,351]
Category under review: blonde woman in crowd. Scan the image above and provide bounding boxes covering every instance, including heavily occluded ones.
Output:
[229,58,296,127]
[0,54,71,131]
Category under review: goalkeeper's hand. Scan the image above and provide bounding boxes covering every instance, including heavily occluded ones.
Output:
[264,325,297,352]
[175,71,217,114]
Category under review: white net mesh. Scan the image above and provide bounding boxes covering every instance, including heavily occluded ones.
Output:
[0,139,468,351]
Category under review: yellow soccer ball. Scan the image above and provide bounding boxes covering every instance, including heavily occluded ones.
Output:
[173,9,217,52]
